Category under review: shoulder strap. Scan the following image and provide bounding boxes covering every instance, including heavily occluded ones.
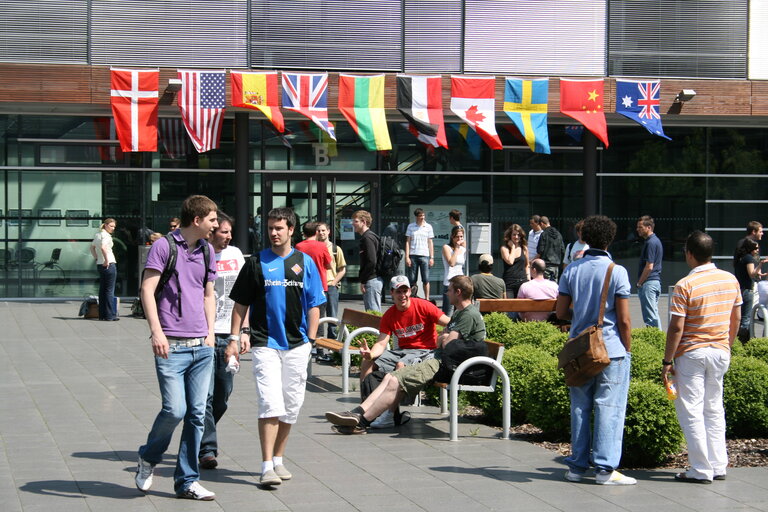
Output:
[201,239,211,288]
[156,233,178,297]
[597,262,615,328]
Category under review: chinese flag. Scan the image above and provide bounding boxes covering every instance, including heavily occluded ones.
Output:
[560,78,609,147]
[110,68,159,152]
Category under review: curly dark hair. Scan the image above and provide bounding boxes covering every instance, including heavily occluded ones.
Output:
[580,215,616,250]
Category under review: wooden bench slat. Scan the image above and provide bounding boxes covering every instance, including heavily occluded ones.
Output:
[314,338,345,351]
[341,309,381,330]
[477,298,557,313]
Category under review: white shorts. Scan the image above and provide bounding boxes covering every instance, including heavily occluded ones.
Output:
[251,342,312,424]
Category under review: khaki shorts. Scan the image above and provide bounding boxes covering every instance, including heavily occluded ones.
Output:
[393,358,440,399]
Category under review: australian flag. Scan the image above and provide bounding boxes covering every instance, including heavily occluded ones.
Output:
[615,79,671,140]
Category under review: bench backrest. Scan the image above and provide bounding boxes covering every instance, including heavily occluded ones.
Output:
[340,309,382,330]
[477,298,557,313]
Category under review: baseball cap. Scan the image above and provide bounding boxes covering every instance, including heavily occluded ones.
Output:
[479,254,493,266]
[389,275,410,290]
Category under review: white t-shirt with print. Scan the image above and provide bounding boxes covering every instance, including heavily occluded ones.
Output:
[406,222,434,257]
[214,245,246,334]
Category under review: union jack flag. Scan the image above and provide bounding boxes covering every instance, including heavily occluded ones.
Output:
[615,79,671,141]
[281,72,336,140]
[178,70,226,152]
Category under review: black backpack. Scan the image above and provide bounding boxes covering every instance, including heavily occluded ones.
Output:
[434,339,490,385]
[376,234,401,278]
[134,233,212,318]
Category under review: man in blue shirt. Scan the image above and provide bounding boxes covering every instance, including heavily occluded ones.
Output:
[228,207,325,488]
[636,215,663,329]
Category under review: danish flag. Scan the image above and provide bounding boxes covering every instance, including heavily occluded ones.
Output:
[110,68,159,152]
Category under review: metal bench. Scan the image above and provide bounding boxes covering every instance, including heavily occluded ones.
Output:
[314,309,383,395]
[437,340,510,441]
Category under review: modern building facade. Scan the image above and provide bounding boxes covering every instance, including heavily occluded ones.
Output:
[1,0,767,299]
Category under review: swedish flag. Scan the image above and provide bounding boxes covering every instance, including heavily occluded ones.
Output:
[503,78,550,154]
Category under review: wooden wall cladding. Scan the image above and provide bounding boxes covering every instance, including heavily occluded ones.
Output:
[0,63,762,117]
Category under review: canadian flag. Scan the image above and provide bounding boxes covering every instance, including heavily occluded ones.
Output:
[450,76,502,150]
[110,68,159,152]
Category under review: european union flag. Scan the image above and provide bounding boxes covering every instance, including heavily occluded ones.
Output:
[615,79,671,141]
[503,78,550,154]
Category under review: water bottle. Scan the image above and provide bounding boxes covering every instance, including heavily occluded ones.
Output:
[665,375,677,400]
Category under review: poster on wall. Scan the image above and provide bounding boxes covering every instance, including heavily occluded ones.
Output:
[410,205,466,245]
[340,218,355,241]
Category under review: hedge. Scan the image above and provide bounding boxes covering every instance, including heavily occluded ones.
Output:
[723,355,768,437]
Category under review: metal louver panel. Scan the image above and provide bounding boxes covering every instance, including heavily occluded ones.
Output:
[251,0,402,71]
[750,0,768,79]
[608,0,747,79]
[91,0,247,68]
[404,0,462,73]
[0,0,88,64]
[464,0,606,76]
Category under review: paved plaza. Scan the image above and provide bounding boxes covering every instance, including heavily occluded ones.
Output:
[2,299,768,511]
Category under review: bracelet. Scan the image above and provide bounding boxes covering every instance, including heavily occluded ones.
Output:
[240,327,251,335]
[227,334,240,342]
[662,359,674,366]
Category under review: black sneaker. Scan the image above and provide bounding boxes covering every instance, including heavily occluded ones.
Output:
[332,425,368,435]
[199,455,218,470]
[325,410,362,427]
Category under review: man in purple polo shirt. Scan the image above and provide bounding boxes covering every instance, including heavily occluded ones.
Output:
[135,195,219,501]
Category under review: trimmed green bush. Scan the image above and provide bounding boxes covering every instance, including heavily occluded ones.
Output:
[629,336,665,382]
[504,320,563,348]
[724,355,768,437]
[631,327,666,351]
[483,313,514,346]
[741,337,768,364]
[731,339,745,357]
[539,331,569,357]
[523,361,571,440]
[623,379,684,466]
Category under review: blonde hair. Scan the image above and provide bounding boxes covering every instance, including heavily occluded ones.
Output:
[352,210,372,227]
[100,218,116,231]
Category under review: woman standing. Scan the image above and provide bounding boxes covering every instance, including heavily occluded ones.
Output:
[441,226,466,315]
[90,218,118,321]
[500,224,529,298]
[556,215,635,485]
[734,238,768,340]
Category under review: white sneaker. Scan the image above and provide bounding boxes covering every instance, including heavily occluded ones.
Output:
[177,481,216,500]
[595,470,637,485]
[135,455,154,492]
[369,410,395,429]
[564,470,584,482]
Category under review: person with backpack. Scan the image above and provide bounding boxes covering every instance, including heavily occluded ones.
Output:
[352,210,382,312]
[135,195,219,501]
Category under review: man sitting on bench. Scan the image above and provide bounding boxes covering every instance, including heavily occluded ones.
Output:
[516,259,559,322]
[359,275,450,426]
[326,276,486,434]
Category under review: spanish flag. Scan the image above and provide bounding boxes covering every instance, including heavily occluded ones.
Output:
[338,74,392,151]
[230,71,284,133]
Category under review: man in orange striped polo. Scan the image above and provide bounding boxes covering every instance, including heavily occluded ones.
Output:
[662,231,742,484]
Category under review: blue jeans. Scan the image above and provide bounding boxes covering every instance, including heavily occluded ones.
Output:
[139,344,214,494]
[638,279,661,328]
[200,336,235,460]
[408,255,430,289]
[326,286,340,339]
[741,288,754,331]
[441,291,454,316]
[97,263,117,320]
[363,277,382,313]
[565,353,632,474]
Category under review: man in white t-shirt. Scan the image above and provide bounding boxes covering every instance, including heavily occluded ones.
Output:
[405,208,435,300]
[528,215,543,259]
[199,212,250,470]
[517,259,559,322]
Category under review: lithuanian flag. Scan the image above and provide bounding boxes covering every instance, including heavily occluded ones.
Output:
[230,71,284,133]
[338,74,391,151]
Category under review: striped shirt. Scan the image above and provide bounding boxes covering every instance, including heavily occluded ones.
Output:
[670,263,742,357]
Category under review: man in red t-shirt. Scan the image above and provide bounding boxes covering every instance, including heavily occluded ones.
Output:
[360,275,450,382]
[295,222,332,293]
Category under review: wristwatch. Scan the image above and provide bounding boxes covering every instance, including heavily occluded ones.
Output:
[662,359,674,366]
[240,327,251,335]
[227,334,240,342]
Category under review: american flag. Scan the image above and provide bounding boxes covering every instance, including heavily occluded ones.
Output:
[159,118,192,159]
[178,70,226,152]
[282,72,336,140]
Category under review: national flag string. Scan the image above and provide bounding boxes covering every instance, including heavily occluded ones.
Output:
[615,79,671,140]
